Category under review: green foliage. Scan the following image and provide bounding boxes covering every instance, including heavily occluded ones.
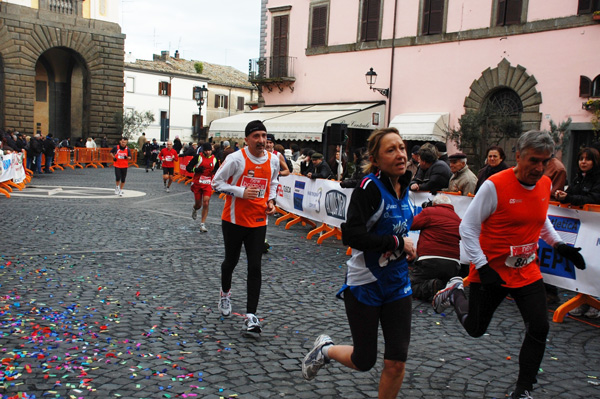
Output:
[113,110,155,140]
[194,62,203,74]
[547,118,571,153]
[446,109,522,170]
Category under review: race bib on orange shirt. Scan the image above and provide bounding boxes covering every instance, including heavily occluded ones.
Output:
[505,242,537,268]
[240,176,268,198]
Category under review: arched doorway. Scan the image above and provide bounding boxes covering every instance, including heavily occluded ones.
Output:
[34,47,89,140]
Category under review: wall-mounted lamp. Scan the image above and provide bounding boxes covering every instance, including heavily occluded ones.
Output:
[365,67,389,97]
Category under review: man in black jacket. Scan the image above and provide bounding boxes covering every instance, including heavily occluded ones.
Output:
[29,134,44,174]
[42,134,56,173]
[410,146,451,193]
[307,152,333,180]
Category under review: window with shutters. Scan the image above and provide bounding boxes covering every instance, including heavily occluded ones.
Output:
[237,96,245,111]
[496,0,523,26]
[215,94,228,109]
[272,15,290,78]
[421,0,445,35]
[360,0,381,42]
[309,3,328,48]
[158,81,170,96]
[577,0,600,14]
[579,75,600,97]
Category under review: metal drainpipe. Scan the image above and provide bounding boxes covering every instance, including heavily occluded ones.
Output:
[387,0,398,127]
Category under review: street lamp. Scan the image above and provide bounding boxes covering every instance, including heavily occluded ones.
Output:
[193,85,209,138]
[365,67,389,97]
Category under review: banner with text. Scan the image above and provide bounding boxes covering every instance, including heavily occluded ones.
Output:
[0,152,26,184]
[277,175,600,297]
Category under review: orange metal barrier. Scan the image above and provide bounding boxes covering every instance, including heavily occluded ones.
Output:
[98,148,114,167]
[54,148,74,170]
[128,149,139,168]
[553,294,600,323]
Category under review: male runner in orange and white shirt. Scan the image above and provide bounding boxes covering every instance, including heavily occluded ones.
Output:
[432,130,586,399]
[158,140,179,193]
[212,120,280,337]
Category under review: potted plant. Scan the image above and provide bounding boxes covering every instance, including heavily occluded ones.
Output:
[582,99,600,111]
[593,11,600,21]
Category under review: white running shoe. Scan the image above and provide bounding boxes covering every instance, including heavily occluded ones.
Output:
[115,186,120,195]
[432,276,464,314]
[166,187,170,193]
[585,306,600,319]
[244,313,262,335]
[302,334,334,380]
[119,190,124,197]
[191,208,198,220]
[200,223,208,233]
[218,291,231,317]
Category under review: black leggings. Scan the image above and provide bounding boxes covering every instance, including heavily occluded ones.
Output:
[344,288,412,371]
[220,220,267,314]
[454,279,548,390]
[114,167,128,183]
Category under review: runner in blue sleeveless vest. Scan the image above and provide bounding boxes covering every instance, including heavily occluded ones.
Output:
[302,127,417,398]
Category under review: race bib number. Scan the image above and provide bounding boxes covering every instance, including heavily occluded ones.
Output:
[199,178,212,185]
[118,154,126,159]
[165,156,173,161]
[241,176,268,198]
[505,242,537,268]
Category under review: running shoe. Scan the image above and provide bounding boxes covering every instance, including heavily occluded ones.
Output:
[302,334,334,381]
[166,187,170,193]
[509,390,533,399]
[432,276,464,314]
[585,306,600,319]
[569,304,588,317]
[119,190,124,197]
[115,186,120,195]
[191,208,198,220]
[200,223,208,233]
[218,291,231,317]
[244,313,262,335]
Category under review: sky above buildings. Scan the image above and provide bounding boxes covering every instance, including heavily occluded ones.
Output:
[121,0,261,73]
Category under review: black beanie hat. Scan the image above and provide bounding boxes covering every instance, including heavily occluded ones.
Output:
[202,142,213,151]
[245,120,267,136]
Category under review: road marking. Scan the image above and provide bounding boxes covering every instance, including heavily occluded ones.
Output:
[11,185,146,199]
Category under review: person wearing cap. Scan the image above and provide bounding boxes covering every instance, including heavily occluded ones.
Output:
[173,135,183,155]
[306,152,333,179]
[409,146,451,193]
[407,145,420,176]
[434,141,449,164]
[265,133,290,176]
[187,142,219,232]
[446,152,477,196]
[212,119,280,337]
[158,140,179,193]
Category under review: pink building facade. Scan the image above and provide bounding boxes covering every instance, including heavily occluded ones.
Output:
[237,0,599,175]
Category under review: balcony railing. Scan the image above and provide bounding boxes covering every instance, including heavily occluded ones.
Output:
[40,0,83,16]
[248,56,296,81]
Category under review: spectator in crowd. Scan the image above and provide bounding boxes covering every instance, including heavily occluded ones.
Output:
[328,149,346,181]
[59,137,72,149]
[446,152,477,195]
[266,135,290,176]
[42,134,56,173]
[340,147,368,188]
[409,194,461,301]
[435,141,449,164]
[29,134,44,174]
[173,135,183,155]
[555,147,600,207]
[137,132,147,150]
[74,137,85,148]
[475,146,509,193]
[212,142,223,162]
[234,142,240,151]
[291,143,301,161]
[274,143,293,174]
[410,146,452,193]
[183,142,199,157]
[86,137,97,149]
[100,136,109,148]
[221,140,235,162]
[307,152,333,179]
[1,129,19,153]
[406,145,420,176]
[15,132,27,152]
[545,154,567,201]
[300,148,315,176]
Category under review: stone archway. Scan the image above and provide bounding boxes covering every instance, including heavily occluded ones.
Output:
[464,58,542,132]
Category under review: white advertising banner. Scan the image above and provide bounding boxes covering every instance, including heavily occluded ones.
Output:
[277,175,600,297]
[0,152,26,184]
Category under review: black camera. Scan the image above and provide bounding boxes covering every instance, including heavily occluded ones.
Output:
[421,199,433,209]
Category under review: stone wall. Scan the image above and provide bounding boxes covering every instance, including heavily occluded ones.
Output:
[0,2,124,140]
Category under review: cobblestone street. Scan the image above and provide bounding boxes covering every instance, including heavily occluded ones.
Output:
[0,167,598,398]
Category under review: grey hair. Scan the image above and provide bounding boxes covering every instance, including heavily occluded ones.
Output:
[432,194,452,205]
[516,130,554,154]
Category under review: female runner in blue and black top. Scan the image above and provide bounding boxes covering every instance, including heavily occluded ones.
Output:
[302,127,417,398]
